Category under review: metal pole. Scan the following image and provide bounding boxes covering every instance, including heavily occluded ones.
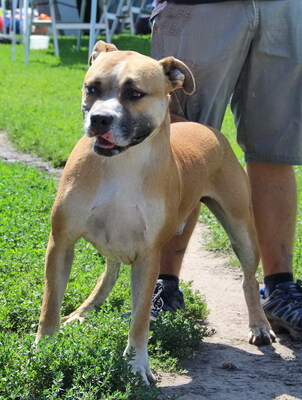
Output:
[76,0,86,51]
[11,0,17,61]
[24,0,31,64]
[49,0,59,56]
[88,0,97,56]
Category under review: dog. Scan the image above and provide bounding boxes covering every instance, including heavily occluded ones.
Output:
[36,41,275,384]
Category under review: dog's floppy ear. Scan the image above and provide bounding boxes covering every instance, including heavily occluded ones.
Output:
[159,56,195,95]
[89,40,118,65]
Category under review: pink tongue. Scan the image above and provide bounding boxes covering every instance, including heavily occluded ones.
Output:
[95,131,116,149]
[102,131,115,143]
[96,136,115,149]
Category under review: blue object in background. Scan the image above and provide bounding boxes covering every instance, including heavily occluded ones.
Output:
[4,10,21,34]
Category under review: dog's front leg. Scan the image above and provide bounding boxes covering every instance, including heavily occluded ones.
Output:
[62,259,121,324]
[124,252,160,385]
[36,234,75,341]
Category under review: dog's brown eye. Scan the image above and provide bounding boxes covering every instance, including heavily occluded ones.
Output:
[129,90,145,100]
[85,85,98,96]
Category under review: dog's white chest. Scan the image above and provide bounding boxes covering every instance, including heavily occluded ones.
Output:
[83,178,164,264]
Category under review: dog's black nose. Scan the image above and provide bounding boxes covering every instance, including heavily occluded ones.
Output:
[90,114,113,130]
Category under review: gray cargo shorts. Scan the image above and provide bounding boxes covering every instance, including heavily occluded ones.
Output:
[151,0,302,164]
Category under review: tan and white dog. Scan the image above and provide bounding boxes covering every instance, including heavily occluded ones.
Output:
[36,41,275,384]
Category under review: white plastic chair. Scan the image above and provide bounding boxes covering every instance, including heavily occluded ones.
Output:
[10,0,112,63]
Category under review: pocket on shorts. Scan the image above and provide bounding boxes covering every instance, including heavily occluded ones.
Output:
[152,3,192,36]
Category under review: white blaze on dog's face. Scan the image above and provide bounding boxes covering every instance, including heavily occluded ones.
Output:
[82,48,194,157]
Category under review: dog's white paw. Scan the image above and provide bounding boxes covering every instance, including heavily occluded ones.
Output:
[62,312,86,325]
[123,346,156,385]
[131,362,156,385]
[248,325,276,346]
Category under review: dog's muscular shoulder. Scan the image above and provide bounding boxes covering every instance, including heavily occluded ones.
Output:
[171,121,229,177]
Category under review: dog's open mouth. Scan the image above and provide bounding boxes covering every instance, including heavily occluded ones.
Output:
[90,129,149,157]
[95,135,116,149]
[93,134,127,157]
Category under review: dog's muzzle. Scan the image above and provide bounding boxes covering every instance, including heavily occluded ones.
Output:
[85,110,154,157]
[86,112,126,157]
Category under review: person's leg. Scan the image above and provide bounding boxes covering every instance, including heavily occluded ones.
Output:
[232,0,302,288]
[232,0,302,339]
[250,164,302,340]
[247,162,297,277]
[151,0,253,261]
[150,1,255,311]
[160,205,201,277]
[151,206,201,315]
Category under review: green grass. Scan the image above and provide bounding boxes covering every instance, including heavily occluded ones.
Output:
[0,35,151,167]
[0,160,207,399]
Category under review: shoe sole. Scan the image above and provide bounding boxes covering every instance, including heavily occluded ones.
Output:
[268,318,302,341]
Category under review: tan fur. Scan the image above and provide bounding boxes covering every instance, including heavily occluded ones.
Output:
[36,41,275,384]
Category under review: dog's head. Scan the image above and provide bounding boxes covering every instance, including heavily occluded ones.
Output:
[82,41,195,157]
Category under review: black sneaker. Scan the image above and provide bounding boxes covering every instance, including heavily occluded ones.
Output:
[151,279,185,319]
[262,280,302,341]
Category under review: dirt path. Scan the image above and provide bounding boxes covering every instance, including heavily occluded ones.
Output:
[1,132,302,400]
[159,223,302,400]
[0,132,62,179]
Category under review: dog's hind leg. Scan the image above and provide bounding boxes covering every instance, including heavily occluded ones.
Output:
[202,165,276,345]
[62,259,121,324]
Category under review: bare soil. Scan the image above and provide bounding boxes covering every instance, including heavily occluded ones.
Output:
[158,223,302,399]
[1,132,302,400]
[0,132,61,179]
